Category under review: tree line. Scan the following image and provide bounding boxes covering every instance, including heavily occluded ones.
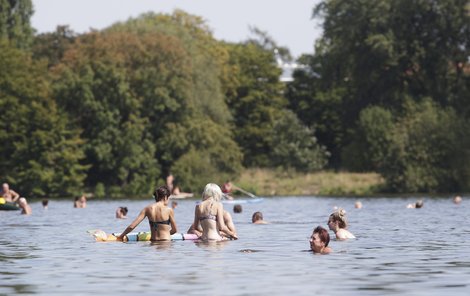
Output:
[0,0,469,197]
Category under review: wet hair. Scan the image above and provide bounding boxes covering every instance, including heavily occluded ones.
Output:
[252,211,263,223]
[233,204,242,213]
[329,208,348,229]
[42,199,49,206]
[154,185,171,202]
[120,207,128,215]
[415,200,424,208]
[313,226,330,247]
[202,183,223,202]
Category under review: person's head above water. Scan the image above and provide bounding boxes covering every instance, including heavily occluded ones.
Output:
[233,204,242,213]
[310,226,331,254]
[154,185,171,202]
[202,183,223,202]
[453,196,462,204]
[415,200,424,208]
[252,211,263,223]
[328,208,348,229]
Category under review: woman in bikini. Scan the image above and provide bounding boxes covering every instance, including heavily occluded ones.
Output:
[192,183,238,241]
[118,185,177,241]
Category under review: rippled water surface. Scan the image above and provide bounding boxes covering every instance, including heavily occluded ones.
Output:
[1,196,469,295]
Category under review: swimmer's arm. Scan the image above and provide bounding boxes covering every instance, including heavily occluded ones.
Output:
[192,205,200,233]
[217,205,237,239]
[118,208,146,241]
[11,190,20,203]
[169,208,177,235]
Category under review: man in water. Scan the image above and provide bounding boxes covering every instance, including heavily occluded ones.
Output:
[1,183,20,203]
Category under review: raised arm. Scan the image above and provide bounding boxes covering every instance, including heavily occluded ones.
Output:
[169,208,178,235]
[118,208,147,241]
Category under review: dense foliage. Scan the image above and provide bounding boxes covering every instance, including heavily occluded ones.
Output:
[1,1,469,196]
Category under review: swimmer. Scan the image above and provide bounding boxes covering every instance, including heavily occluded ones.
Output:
[453,196,462,204]
[74,195,87,208]
[407,199,424,209]
[18,197,32,215]
[309,226,332,254]
[328,208,355,240]
[252,211,268,224]
[191,183,237,241]
[118,185,177,241]
[42,199,49,209]
[116,207,128,219]
[233,204,242,213]
[171,201,178,209]
[1,183,20,203]
[187,209,237,239]
[354,201,362,209]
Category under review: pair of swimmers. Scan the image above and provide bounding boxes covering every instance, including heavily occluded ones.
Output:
[309,208,356,254]
[117,183,237,242]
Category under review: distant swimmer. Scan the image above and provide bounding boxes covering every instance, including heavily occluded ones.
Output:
[309,226,332,254]
[191,183,237,241]
[453,196,462,204]
[118,185,177,241]
[1,183,20,203]
[42,199,49,209]
[116,207,128,219]
[233,204,242,213]
[74,195,87,208]
[407,199,424,209]
[354,201,362,209]
[18,197,32,215]
[328,208,356,240]
[252,211,268,224]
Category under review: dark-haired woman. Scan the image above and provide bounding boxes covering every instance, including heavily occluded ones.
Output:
[309,226,332,254]
[118,186,177,241]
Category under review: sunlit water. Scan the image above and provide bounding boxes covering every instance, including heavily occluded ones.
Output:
[1,196,469,295]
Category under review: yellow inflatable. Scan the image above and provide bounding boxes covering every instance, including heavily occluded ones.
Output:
[0,197,5,204]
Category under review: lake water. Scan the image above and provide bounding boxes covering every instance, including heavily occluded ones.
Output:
[1,196,469,295]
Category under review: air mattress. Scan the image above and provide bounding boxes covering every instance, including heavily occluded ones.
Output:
[89,229,199,242]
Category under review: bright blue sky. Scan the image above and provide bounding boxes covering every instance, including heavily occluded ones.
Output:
[31,0,323,58]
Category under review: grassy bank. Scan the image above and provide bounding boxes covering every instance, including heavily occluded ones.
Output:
[234,168,384,196]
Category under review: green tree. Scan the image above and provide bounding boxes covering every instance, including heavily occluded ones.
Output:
[0,0,34,49]
[270,110,329,172]
[225,41,287,167]
[0,42,87,197]
[32,25,77,68]
[289,0,470,169]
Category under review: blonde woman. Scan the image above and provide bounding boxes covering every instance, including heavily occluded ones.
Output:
[192,183,238,241]
[327,208,355,240]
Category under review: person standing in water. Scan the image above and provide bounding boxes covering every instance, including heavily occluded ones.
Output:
[118,186,177,241]
[191,183,237,241]
[327,208,356,240]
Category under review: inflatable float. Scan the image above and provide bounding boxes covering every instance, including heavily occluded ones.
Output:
[0,198,20,211]
[89,229,199,242]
